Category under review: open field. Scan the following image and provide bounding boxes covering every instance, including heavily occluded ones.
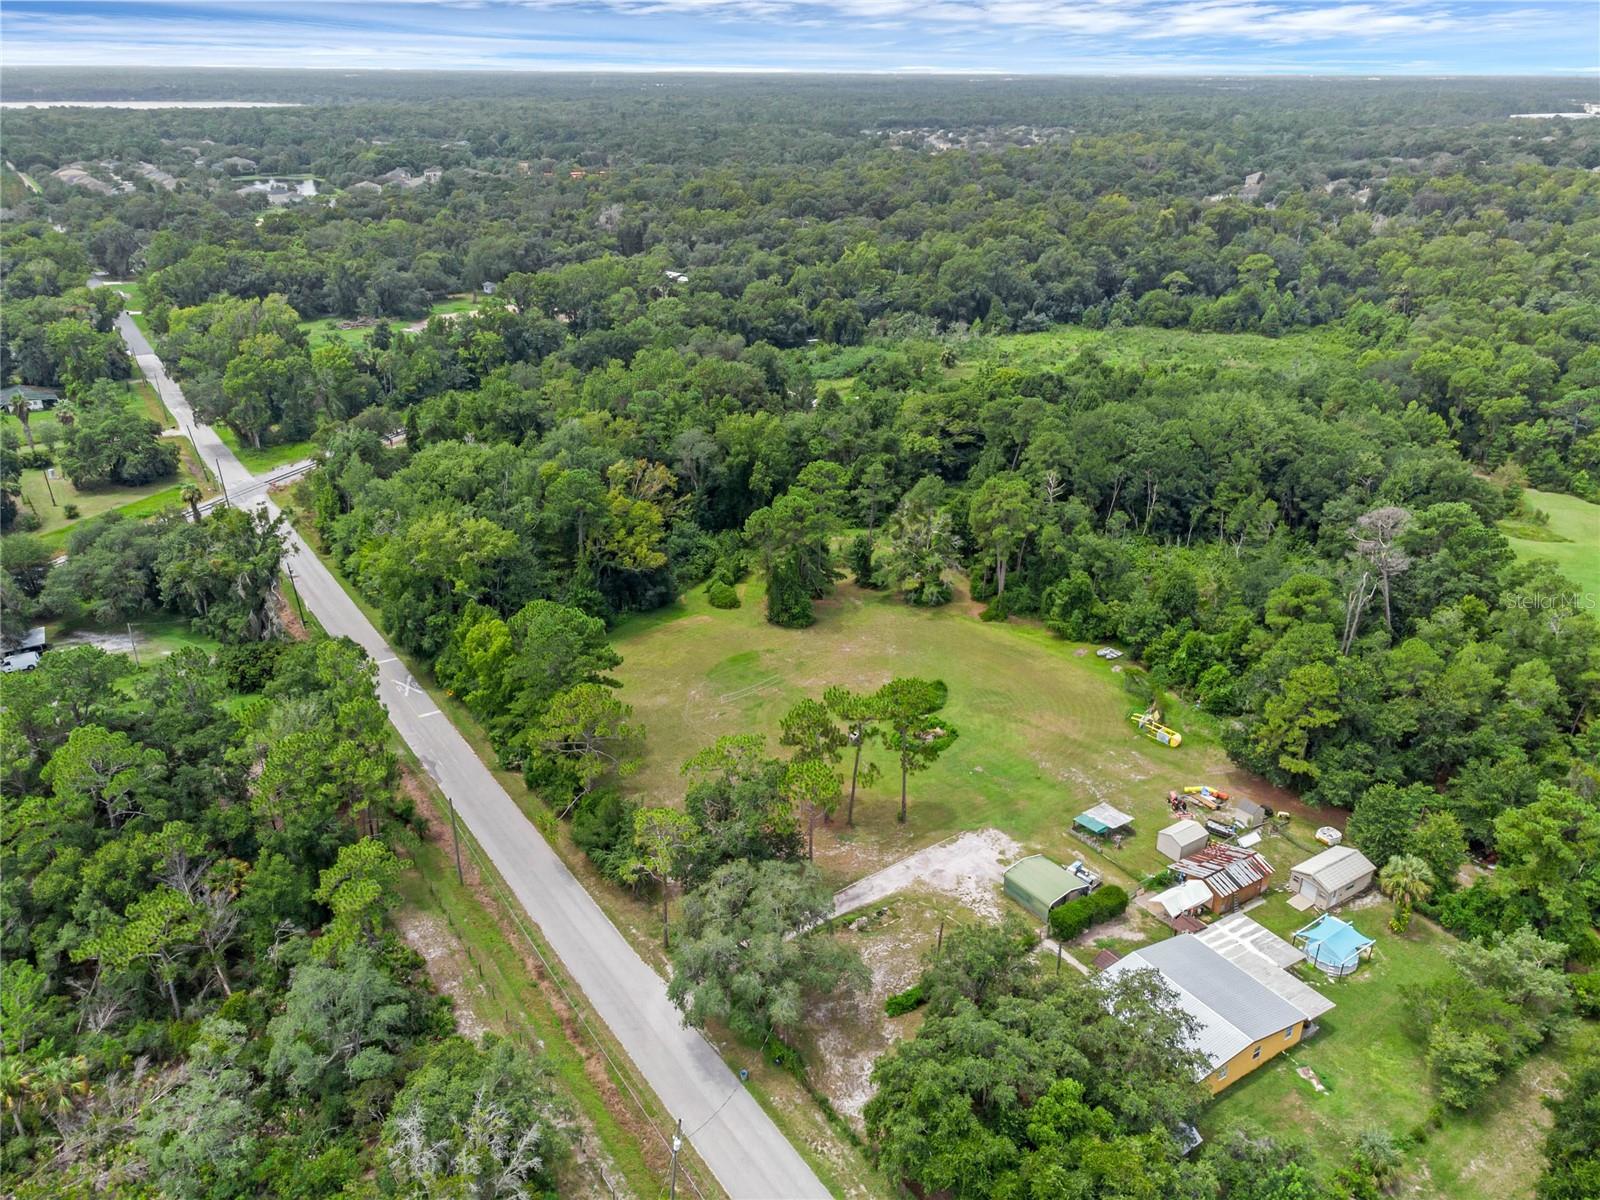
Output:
[215,424,318,473]
[611,576,1313,891]
[300,293,488,346]
[17,443,211,547]
[1501,487,1600,600]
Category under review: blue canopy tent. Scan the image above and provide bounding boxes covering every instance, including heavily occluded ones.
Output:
[1293,914,1375,977]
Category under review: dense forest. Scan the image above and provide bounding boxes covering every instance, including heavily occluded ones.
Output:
[2,71,1597,1198]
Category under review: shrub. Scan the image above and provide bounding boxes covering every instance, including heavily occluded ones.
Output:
[216,640,286,693]
[1048,885,1129,942]
[62,503,81,519]
[885,981,927,1017]
[707,579,740,609]
[1572,972,1600,1019]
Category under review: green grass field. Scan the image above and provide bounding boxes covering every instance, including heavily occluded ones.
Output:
[216,425,318,474]
[610,576,1297,890]
[19,456,207,548]
[299,294,489,348]
[1501,488,1600,600]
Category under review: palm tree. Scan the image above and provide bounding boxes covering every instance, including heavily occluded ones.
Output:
[181,481,204,523]
[9,393,34,449]
[1379,853,1435,933]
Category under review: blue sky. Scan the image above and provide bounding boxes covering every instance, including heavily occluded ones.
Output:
[2,0,1596,74]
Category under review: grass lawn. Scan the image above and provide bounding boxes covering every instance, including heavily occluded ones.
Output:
[610,576,1305,891]
[300,315,375,348]
[1200,897,1575,1200]
[109,281,148,311]
[1501,488,1600,600]
[11,417,213,547]
[216,424,318,474]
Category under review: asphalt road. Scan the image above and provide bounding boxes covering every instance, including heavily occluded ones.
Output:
[113,318,832,1200]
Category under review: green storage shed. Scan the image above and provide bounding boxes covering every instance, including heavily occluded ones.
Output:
[1004,855,1091,921]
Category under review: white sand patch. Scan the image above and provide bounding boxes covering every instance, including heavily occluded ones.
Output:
[831,827,1022,921]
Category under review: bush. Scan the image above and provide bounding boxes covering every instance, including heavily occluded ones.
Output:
[885,981,927,1017]
[707,579,740,609]
[62,503,80,519]
[1048,885,1129,941]
[1573,972,1600,1020]
[979,598,1009,622]
[216,640,286,693]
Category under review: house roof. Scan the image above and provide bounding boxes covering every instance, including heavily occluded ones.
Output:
[1003,855,1085,908]
[1160,819,1208,843]
[1196,914,1335,1019]
[1104,935,1311,1073]
[1174,843,1273,899]
[1293,846,1376,890]
[1076,802,1134,833]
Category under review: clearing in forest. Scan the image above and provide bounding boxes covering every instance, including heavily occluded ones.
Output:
[610,576,1290,890]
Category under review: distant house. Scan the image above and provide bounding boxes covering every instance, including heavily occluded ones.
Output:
[0,384,60,412]
[1003,855,1094,921]
[1289,847,1376,909]
[1172,843,1273,914]
[217,156,258,172]
[1103,934,1331,1093]
[1157,820,1209,862]
[480,281,498,295]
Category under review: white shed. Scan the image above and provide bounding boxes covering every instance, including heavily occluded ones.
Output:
[1158,820,1209,862]
[1288,846,1376,909]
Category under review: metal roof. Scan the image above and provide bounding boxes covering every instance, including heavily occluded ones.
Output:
[1003,855,1084,908]
[1292,846,1375,891]
[1105,935,1309,1074]
[1077,802,1134,832]
[1153,880,1213,917]
[1174,843,1273,899]
[1197,915,1335,1020]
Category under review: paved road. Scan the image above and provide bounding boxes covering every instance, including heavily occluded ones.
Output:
[115,320,831,1200]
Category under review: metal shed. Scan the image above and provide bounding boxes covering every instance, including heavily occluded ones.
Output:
[1075,802,1135,836]
[1158,820,1209,861]
[1003,855,1091,921]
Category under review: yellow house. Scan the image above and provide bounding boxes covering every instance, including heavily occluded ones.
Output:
[1102,930,1334,1094]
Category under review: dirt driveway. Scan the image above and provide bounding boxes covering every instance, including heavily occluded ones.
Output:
[831,828,1022,921]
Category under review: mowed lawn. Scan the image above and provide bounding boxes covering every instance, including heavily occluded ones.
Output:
[1501,488,1600,600]
[1201,896,1575,1200]
[611,576,1286,889]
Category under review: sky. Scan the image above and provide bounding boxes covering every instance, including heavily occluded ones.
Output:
[1,0,1596,75]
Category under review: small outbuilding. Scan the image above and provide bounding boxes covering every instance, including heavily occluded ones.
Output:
[1173,843,1274,914]
[1151,879,1214,921]
[1158,819,1209,862]
[1289,846,1376,909]
[0,384,59,412]
[1003,855,1092,921]
[1075,802,1135,837]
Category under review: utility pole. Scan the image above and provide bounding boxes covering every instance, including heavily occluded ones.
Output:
[1056,940,1063,976]
[668,1118,683,1200]
[283,563,307,625]
[936,919,944,957]
[448,796,464,884]
[216,460,229,507]
[42,469,57,506]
